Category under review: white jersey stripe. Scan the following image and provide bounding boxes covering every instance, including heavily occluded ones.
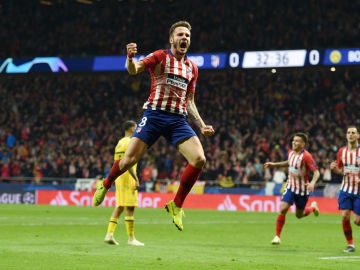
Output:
[142,49,197,116]
[286,150,315,195]
[339,146,360,194]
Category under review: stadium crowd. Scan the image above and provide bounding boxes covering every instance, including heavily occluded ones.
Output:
[0,0,359,188]
[0,0,359,58]
[1,67,358,186]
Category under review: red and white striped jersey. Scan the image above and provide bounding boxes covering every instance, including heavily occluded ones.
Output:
[141,49,198,115]
[286,149,318,195]
[336,146,360,194]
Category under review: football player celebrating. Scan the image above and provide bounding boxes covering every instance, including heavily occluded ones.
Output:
[264,132,320,245]
[93,21,215,231]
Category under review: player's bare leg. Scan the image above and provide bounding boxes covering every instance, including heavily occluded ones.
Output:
[165,136,206,231]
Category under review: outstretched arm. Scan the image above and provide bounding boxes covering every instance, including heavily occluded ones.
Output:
[264,161,288,168]
[186,93,214,137]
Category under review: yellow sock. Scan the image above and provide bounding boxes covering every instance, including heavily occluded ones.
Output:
[107,216,119,234]
[125,216,135,239]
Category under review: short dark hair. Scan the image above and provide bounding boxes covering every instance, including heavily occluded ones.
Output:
[347,125,358,132]
[122,120,136,132]
[294,132,309,145]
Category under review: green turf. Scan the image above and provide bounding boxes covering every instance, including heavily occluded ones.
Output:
[0,204,358,270]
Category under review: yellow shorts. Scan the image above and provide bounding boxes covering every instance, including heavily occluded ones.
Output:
[115,177,138,207]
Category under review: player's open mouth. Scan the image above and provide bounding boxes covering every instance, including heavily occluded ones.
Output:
[180,42,187,48]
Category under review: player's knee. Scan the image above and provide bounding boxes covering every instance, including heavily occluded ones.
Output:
[194,155,206,168]
[342,213,351,220]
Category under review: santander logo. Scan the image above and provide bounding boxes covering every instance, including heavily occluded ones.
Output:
[43,191,165,207]
[39,191,303,213]
[238,195,295,213]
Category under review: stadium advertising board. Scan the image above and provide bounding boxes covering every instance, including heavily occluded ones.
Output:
[1,48,359,73]
[0,190,36,204]
[36,190,339,214]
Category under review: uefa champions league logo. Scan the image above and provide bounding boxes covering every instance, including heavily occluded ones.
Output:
[0,57,68,73]
[22,192,35,204]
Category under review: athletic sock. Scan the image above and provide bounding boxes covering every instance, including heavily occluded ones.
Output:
[275,214,286,237]
[103,159,126,189]
[107,216,119,234]
[303,206,313,216]
[125,216,135,239]
[342,219,354,245]
[174,164,202,207]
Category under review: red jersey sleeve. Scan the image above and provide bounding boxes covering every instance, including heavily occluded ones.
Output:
[303,150,318,171]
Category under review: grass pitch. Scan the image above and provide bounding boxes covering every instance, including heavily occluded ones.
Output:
[0,204,358,270]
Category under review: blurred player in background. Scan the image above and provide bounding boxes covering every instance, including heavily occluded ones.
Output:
[104,120,144,246]
[93,20,215,231]
[330,125,360,253]
[264,132,320,245]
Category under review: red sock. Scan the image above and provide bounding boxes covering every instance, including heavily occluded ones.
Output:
[303,206,313,216]
[276,214,286,237]
[103,160,126,189]
[174,164,202,207]
[342,219,354,245]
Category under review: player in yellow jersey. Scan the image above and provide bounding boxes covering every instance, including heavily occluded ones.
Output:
[104,120,144,246]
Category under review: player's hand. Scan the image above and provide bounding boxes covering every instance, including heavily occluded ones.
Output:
[201,125,215,136]
[306,182,315,193]
[329,161,337,170]
[126,43,137,58]
[264,162,274,168]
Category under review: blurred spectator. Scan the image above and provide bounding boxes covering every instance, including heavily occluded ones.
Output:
[33,162,43,184]
[1,160,11,179]
[141,161,154,183]
[6,129,16,148]
[272,167,287,195]
[244,161,258,183]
